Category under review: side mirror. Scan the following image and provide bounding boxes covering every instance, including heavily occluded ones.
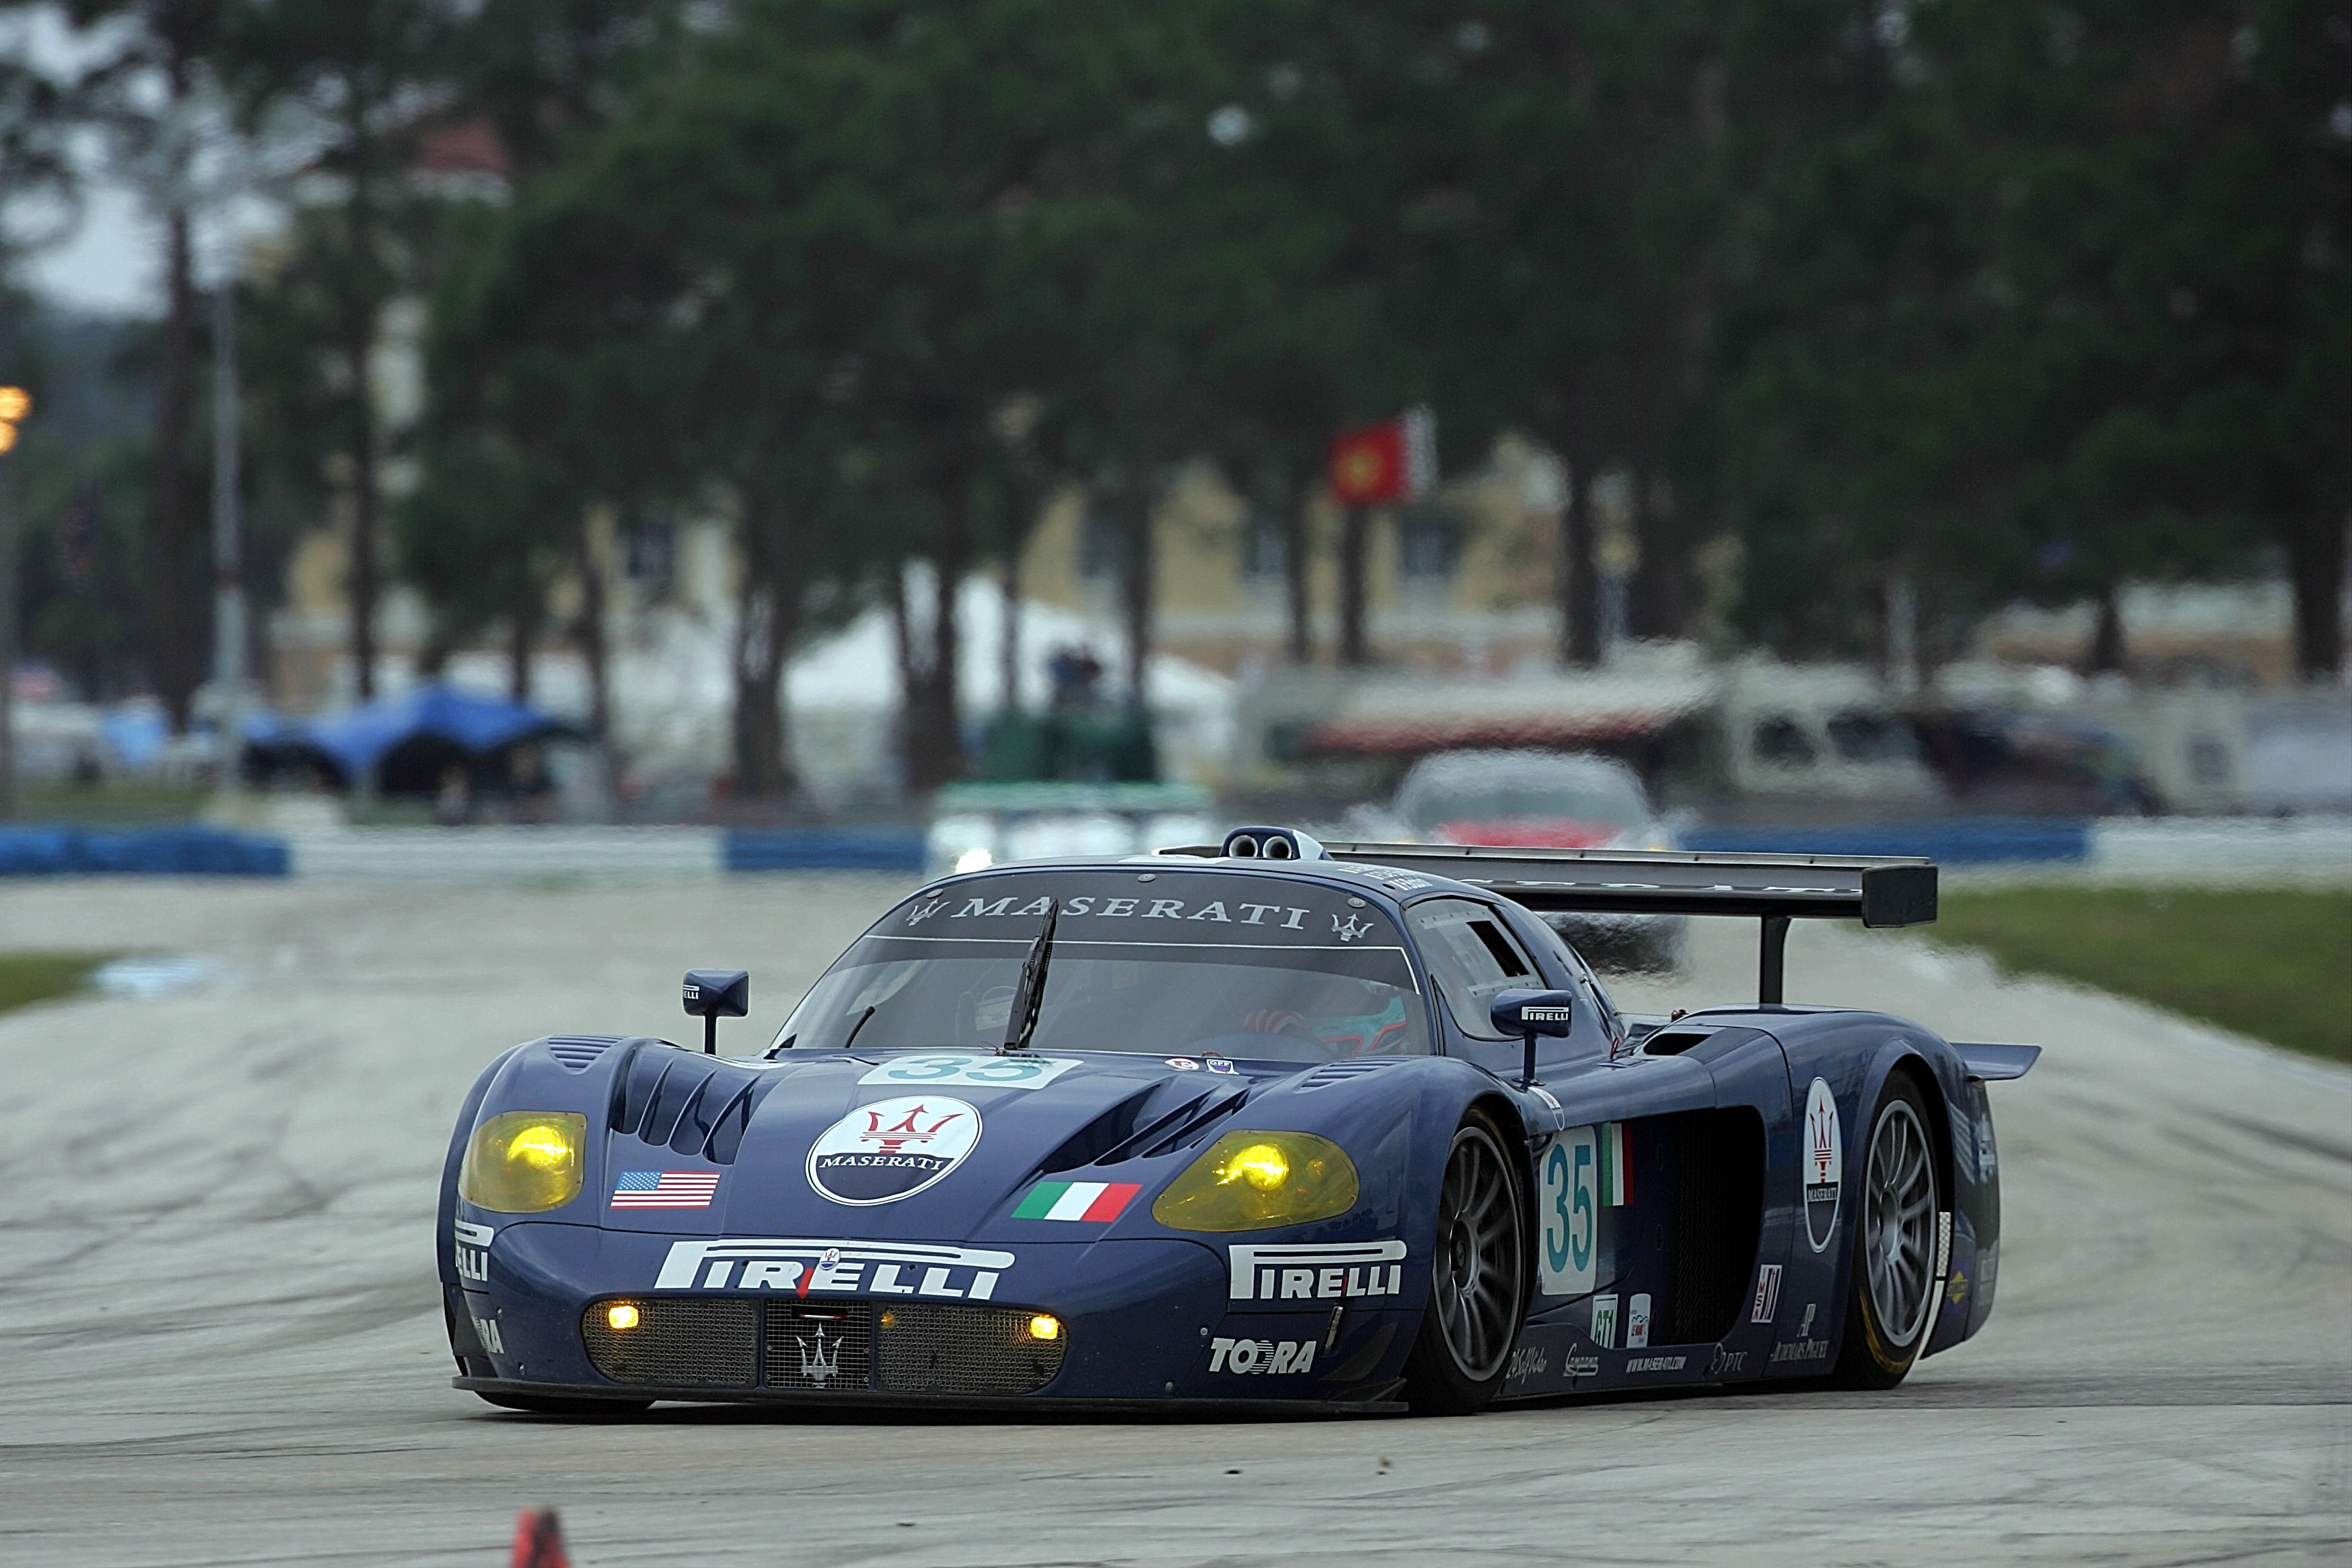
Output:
[683,969,750,1055]
[1489,987,1578,1087]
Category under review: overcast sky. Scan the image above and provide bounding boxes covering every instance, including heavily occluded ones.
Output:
[4,3,275,320]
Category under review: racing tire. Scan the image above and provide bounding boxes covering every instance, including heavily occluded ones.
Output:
[1829,1073,1942,1390]
[1404,1114,1527,1415]
[475,1391,654,1416]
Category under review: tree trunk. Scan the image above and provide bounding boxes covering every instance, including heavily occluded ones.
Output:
[150,201,199,729]
[730,485,800,800]
[1628,467,1692,642]
[0,459,17,818]
[1336,504,1371,667]
[506,603,535,703]
[1277,469,1312,665]
[341,133,383,703]
[999,552,1021,713]
[1883,568,1919,692]
[577,516,610,743]
[2086,582,2126,674]
[730,573,786,798]
[899,493,970,795]
[1559,445,1601,667]
[2283,511,2346,680]
[1120,481,1155,701]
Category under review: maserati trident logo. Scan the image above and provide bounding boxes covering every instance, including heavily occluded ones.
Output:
[1802,1078,1843,1252]
[807,1095,983,1204]
[796,1323,843,1385]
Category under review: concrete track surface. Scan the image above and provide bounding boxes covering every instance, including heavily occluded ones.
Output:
[1,877,2345,1567]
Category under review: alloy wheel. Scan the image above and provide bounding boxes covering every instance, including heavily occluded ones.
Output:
[1862,1097,1938,1349]
[1429,1124,1522,1380]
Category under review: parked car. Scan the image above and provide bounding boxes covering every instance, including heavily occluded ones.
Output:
[1355,750,1686,971]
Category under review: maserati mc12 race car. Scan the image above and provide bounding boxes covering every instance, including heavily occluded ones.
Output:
[438,828,2037,1415]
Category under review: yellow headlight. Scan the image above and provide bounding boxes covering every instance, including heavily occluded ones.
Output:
[606,1302,641,1331]
[1221,1142,1291,1190]
[1150,1130,1359,1233]
[458,1111,587,1213]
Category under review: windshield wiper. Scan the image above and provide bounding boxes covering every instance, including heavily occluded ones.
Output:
[1000,898,1058,1055]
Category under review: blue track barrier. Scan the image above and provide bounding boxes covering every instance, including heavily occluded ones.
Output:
[1683,818,2091,865]
[0,824,291,877]
[725,828,927,873]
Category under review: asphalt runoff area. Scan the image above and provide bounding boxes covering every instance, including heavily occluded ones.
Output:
[1,875,2345,1566]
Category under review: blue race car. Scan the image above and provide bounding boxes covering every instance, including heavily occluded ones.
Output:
[439,827,2036,1416]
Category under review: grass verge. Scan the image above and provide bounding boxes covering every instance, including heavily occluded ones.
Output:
[0,952,116,1018]
[1932,884,2352,1065]
[15,781,213,824]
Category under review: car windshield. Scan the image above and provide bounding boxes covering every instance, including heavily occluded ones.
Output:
[773,869,1429,1063]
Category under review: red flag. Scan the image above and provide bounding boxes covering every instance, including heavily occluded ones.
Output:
[1326,407,1436,505]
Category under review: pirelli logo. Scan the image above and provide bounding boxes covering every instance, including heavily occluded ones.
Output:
[1520,1007,1574,1023]
[654,1238,1014,1300]
[1227,1240,1408,1302]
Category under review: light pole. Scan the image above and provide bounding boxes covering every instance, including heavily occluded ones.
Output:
[0,385,28,821]
[211,268,246,802]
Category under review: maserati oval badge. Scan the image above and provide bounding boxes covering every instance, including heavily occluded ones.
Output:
[807,1095,982,1206]
[1802,1077,1843,1252]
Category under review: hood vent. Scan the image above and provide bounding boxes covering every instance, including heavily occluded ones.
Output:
[1033,1083,1165,1177]
[1295,1059,1396,1090]
[608,1041,767,1166]
[546,1034,624,1072]
[1131,1085,1248,1161]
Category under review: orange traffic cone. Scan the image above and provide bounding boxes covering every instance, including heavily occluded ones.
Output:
[511,1507,570,1568]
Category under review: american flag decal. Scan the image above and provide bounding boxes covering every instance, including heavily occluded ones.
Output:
[611,1171,722,1209]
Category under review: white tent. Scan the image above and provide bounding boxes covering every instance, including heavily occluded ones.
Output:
[514,573,1234,805]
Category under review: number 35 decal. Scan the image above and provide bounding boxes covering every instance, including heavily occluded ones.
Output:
[857,1053,1081,1089]
[1540,1125,1601,1295]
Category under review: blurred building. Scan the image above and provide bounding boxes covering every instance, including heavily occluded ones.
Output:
[1012,436,1581,681]
[1973,581,2335,689]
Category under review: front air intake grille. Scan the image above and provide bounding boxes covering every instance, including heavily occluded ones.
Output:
[874,1303,1067,1394]
[762,1302,873,1391]
[582,1298,756,1386]
[582,1298,1063,1395]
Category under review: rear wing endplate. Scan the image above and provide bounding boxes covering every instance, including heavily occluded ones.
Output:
[1314,842,1939,1005]
[1955,1042,2041,1081]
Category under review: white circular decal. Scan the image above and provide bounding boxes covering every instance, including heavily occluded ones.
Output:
[1802,1077,1843,1253]
[806,1095,982,1206]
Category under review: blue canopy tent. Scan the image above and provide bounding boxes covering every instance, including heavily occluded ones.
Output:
[242,686,571,794]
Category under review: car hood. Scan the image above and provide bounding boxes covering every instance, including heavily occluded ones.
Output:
[598,1045,1268,1240]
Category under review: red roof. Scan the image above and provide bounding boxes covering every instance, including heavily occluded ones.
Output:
[415,118,509,181]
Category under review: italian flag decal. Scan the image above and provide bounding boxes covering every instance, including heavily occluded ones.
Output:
[1014,1180,1144,1222]
[1600,1122,1630,1206]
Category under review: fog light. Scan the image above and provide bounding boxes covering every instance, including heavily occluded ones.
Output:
[1028,1314,1062,1341]
[605,1302,642,1331]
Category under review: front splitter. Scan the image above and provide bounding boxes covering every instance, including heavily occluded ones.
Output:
[454,1374,1405,1418]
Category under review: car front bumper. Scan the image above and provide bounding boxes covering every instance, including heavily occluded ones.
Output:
[446,1220,1419,1409]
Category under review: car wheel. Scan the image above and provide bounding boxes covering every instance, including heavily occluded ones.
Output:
[1404,1114,1526,1415]
[475,1391,653,1416]
[1829,1073,1941,1389]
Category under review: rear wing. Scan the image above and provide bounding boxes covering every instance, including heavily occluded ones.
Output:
[1314,842,1938,1004]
